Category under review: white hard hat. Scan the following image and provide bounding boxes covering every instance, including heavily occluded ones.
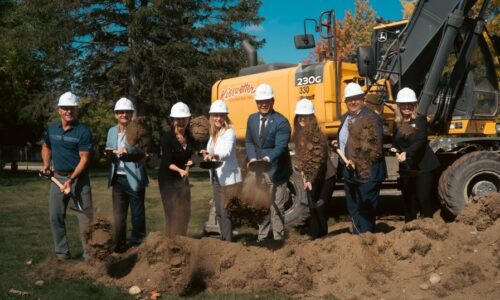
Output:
[209,99,229,114]
[58,92,79,106]
[344,82,364,99]
[114,97,135,111]
[396,87,418,103]
[170,102,191,118]
[295,98,315,115]
[255,83,274,101]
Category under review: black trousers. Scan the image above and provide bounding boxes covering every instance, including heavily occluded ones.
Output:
[308,176,335,239]
[112,175,146,250]
[400,171,435,222]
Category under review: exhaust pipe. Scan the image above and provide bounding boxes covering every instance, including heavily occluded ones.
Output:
[242,40,257,67]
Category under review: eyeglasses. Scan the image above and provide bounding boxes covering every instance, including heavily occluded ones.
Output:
[115,110,133,115]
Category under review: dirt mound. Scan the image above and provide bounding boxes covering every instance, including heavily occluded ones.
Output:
[34,194,500,299]
[456,192,500,231]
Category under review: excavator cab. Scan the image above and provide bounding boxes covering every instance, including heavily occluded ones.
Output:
[371,20,408,71]
[357,0,500,218]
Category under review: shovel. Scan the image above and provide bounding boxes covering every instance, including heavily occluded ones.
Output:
[38,171,84,213]
[248,159,272,188]
[104,149,145,162]
[181,162,194,184]
[199,160,223,170]
[302,173,328,239]
[333,147,368,184]
[247,159,272,173]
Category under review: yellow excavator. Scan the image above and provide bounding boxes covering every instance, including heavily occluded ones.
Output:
[207,0,499,230]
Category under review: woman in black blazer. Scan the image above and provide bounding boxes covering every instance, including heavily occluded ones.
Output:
[390,88,440,222]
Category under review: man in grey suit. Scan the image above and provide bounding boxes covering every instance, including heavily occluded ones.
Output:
[245,83,293,242]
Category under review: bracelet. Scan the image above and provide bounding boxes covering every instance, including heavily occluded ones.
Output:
[67,176,75,183]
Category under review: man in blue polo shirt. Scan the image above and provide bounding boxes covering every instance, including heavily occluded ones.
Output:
[40,92,94,260]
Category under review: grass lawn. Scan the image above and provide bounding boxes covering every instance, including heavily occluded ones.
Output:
[0,168,286,299]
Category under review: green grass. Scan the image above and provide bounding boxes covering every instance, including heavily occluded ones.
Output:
[0,169,288,299]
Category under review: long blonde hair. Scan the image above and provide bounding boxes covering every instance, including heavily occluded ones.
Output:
[209,114,232,145]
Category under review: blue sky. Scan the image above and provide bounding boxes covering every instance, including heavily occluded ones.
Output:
[246,0,404,63]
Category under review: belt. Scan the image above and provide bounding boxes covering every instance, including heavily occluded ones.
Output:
[54,170,73,176]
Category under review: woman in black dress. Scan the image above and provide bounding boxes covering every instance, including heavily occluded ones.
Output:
[390,88,440,222]
[158,102,194,237]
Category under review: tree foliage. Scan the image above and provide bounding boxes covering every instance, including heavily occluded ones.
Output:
[73,0,263,143]
[0,0,77,146]
[0,0,263,149]
[400,0,416,19]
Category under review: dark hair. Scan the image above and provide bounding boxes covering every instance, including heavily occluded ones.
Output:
[293,114,320,151]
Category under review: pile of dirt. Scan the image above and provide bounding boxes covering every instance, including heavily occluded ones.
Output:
[456,192,500,231]
[189,116,210,143]
[225,172,271,225]
[33,193,500,299]
[127,116,151,152]
[86,218,114,261]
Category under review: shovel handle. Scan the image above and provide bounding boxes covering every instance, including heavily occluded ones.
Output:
[334,148,349,166]
[50,176,71,195]
[39,171,83,212]
[181,164,191,183]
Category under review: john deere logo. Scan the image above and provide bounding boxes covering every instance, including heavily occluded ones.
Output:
[378,31,388,42]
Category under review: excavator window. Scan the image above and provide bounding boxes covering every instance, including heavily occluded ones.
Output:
[373,23,406,67]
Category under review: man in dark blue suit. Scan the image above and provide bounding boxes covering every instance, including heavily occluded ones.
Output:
[246,83,293,241]
[333,82,387,233]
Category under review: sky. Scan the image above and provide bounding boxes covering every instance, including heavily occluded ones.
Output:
[246,0,404,63]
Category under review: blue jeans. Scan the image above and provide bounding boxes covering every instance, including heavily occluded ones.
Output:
[344,180,381,234]
[112,175,146,249]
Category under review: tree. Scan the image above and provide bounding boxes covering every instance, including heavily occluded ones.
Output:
[73,0,264,144]
[400,0,416,19]
[1,0,264,150]
[0,0,77,146]
[306,0,377,63]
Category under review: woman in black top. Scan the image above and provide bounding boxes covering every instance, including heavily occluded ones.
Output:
[390,88,440,222]
[158,102,194,237]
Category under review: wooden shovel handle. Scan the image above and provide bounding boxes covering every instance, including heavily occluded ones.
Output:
[335,147,349,165]
[50,177,71,194]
